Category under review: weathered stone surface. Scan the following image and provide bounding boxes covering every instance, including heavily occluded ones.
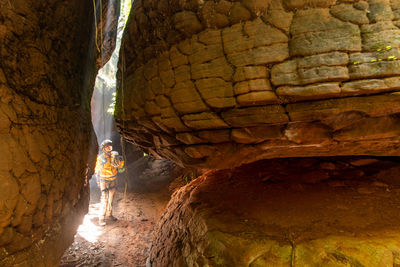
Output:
[236,91,279,106]
[277,82,341,102]
[234,79,272,95]
[222,106,289,127]
[176,132,205,145]
[191,57,233,81]
[189,43,223,65]
[0,0,102,264]
[170,46,188,68]
[228,43,289,66]
[286,93,400,122]
[283,0,336,10]
[117,0,400,168]
[290,9,361,56]
[349,61,400,79]
[229,2,252,24]
[368,0,394,23]
[297,51,349,69]
[153,116,190,133]
[284,122,331,144]
[354,1,369,11]
[264,0,293,33]
[360,21,400,51]
[223,18,288,54]
[350,48,400,64]
[195,78,236,108]
[200,2,230,28]
[271,52,349,86]
[334,116,400,141]
[233,66,268,82]
[198,29,222,45]
[198,129,231,143]
[342,79,388,94]
[182,112,229,130]
[173,11,203,36]
[170,81,209,114]
[148,158,400,266]
[174,65,191,83]
[184,144,218,159]
[231,125,283,143]
[144,101,161,115]
[242,0,270,16]
[0,172,19,228]
[330,3,369,24]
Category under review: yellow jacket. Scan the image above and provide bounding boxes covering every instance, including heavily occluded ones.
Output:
[95,152,125,181]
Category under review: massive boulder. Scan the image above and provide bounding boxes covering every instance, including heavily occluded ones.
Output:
[148,157,400,266]
[116,0,400,169]
[0,0,119,265]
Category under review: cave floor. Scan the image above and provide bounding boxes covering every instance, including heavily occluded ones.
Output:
[59,187,169,267]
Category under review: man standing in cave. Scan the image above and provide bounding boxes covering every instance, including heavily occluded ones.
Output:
[95,139,125,226]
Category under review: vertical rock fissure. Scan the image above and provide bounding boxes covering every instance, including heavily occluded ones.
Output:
[290,239,296,267]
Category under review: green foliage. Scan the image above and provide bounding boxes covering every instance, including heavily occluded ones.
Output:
[182,172,198,184]
[351,44,398,65]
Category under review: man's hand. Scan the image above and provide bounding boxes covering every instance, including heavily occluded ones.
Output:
[112,156,121,167]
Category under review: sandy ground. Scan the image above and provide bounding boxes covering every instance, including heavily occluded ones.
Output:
[59,185,171,267]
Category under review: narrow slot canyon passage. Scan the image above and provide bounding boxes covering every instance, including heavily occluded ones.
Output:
[59,177,177,267]
[3,0,400,266]
[60,1,185,265]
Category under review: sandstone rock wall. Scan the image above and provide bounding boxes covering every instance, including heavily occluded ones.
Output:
[95,0,121,67]
[0,0,116,265]
[117,0,400,169]
[148,157,400,266]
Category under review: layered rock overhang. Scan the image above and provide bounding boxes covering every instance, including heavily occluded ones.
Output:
[148,157,400,266]
[116,0,400,169]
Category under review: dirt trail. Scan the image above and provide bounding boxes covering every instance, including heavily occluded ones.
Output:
[60,187,171,267]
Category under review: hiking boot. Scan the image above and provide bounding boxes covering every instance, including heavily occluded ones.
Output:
[107,215,118,222]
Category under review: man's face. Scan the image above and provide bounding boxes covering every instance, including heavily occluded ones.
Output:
[103,145,112,153]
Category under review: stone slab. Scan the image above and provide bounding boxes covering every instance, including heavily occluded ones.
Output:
[222,106,289,127]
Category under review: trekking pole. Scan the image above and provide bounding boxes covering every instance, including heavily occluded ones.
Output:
[120,136,128,203]
[104,187,109,221]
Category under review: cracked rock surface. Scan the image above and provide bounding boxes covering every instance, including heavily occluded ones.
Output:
[0,0,118,265]
[117,0,400,169]
[148,157,400,266]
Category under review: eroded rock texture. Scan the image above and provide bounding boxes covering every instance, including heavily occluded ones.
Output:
[0,0,118,265]
[94,0,121,67]
[149,157,400,266]
[116,0,400,169]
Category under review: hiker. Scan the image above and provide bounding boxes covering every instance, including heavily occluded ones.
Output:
[95,139,125,226]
